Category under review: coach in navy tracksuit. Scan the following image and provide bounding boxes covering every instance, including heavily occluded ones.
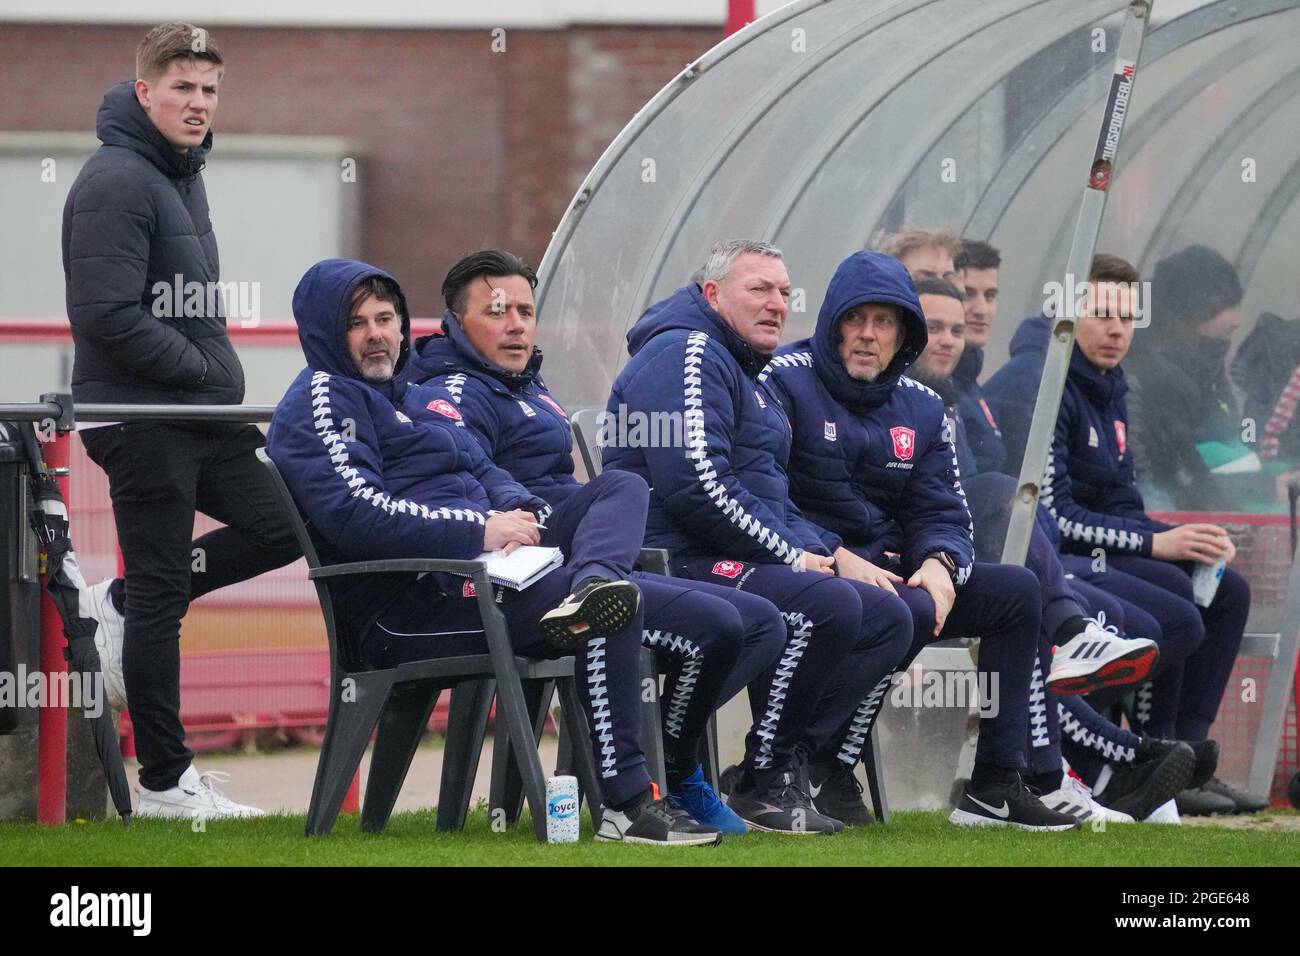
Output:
[1040,261,1262,812]
[766,251,1076,831]
[402,250,786,833]
[267,258,721,845]
[603,240,913,835]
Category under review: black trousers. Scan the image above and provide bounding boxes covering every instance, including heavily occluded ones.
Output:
[80,422,300,791]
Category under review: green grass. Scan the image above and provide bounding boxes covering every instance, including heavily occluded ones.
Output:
[3,809,1297,866]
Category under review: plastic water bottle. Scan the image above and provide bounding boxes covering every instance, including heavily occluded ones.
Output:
[546,775,580,843]
[1191,558,1226,608]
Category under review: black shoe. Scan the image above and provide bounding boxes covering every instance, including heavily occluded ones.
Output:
[1095,742,1195,820]
[540,577,640,651]
[1138,735,1219,788]
[808,760,875,827]
[718,763,742,798]
[595,791,722,846]
[949,775,1079,831]
[1175,785,1236,816]
[727,771,844,835]
[1200,776,1269,814]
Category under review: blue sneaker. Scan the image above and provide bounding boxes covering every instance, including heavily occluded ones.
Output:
[669,765,750,835]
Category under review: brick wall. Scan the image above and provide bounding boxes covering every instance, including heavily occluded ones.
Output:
[0,23,715,313]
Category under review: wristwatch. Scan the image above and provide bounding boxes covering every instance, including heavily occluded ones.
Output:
[926,550,959,585]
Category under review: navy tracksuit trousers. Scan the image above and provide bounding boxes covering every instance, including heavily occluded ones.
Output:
[818,555,1041,774]
[675,556,912,785]
[634,572,785,779]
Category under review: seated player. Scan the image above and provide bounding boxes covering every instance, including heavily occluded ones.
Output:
[267,258,722,845]
[767,250,1085,831]
[603,239,915,835]
[1035,255,1263,815]
[402,249,787,834]
[906,276,1201,823]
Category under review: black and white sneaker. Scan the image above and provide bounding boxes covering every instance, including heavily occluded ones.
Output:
[808,760,875,827]
[1094,741,1195,821]
[727,770,844,835]
[595,789,722,846]
[949,775,1080,831]
[1138,735,1218,789]
[540,576,641,651]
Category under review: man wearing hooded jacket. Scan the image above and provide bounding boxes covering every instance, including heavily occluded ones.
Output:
[402,249,787,834]
[62,24,298,818]
[765,251,1078,831]
[603,239,915,835]
[268,258,722,845]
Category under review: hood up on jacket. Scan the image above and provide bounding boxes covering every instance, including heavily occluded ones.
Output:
[1007,312,1053,360]
[803,251,926,413]
[97,80,211,180]
[626,283,771,378]
[291,258,412,403]
[407,310,544,390]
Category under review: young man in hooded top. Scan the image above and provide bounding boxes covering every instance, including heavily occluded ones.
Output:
[402,250,787,834]
[267,258,722,845]
[603,239,915,835]
[906,278,1201,824]
[1036,257,1262,815]
[766,250,1082,831]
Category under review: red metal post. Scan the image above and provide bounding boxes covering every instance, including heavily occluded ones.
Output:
[726,0,755,36]
[36,431,70,825]
[343,769,360,814]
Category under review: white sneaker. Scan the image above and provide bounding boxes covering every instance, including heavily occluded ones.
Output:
[1047,612,1158,696]
[1144,798,1182,824]
[137,766,266,820]
[1040,770,1135,824]
[85,579,126,712]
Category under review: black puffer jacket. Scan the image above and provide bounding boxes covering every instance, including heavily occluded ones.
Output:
[61,81,244,405]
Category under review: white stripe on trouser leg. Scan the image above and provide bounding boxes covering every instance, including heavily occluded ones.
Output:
[753,612,811,770]
[1056,700,1136,763]
[836,673,891,766]
[641,629,703,740]
[1029,660,1050,749]
[585,638,617,778]
[1135,681,1153,728]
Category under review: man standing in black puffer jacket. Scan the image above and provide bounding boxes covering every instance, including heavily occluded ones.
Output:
[62,23,298,819]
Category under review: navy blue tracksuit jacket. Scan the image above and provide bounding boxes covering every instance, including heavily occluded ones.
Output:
[402,316,582,508]
[266,259,548,635]
[952,347,1007,476]
[602,283,836,564]
[1042,348,1173,556]
[765,251,974,585]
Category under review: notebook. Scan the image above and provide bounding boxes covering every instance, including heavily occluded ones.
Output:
[458,546,564,591]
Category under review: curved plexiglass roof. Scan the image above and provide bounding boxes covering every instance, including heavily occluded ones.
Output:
[536,0,1300,439]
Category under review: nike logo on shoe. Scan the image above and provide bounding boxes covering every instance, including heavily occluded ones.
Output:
[967,794,1010,818]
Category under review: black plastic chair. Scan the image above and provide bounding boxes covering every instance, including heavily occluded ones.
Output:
[255,448,603,840]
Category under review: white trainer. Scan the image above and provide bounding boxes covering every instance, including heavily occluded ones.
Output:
[1047,612,1158,696]
[137,766,266,820]
[1144,799,1182,824]
[85,579,127,712]
[1040,770,1135,824]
